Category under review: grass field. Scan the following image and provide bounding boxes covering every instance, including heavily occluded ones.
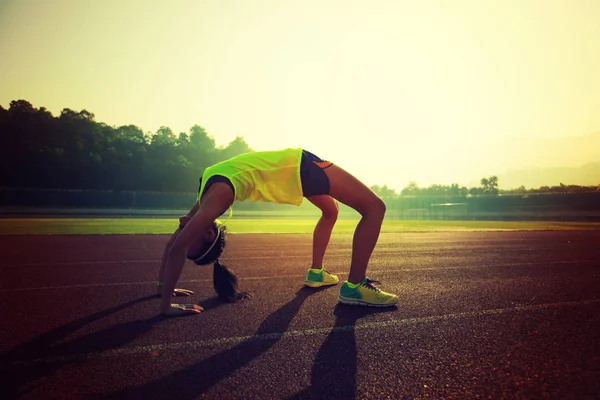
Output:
[1,218,599,235]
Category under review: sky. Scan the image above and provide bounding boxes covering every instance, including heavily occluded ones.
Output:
[1,0,599,190]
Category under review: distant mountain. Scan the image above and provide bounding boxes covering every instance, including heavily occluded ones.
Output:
[395,131,600,191]
[489,131,600,171]
[498,162,600,189]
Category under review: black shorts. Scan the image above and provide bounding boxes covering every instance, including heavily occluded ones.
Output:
[300,149,333,197]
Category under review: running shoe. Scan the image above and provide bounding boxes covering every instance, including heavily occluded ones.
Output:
[303,268,339,288]
[338,278,398,307]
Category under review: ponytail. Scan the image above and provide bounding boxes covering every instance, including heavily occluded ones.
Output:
[188,223,249,302]
[213,259,249,302]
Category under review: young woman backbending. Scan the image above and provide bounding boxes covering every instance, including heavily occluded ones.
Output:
[156,148,398,315]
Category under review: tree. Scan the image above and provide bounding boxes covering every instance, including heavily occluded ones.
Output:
[8,99,36,115]
[220,136,253,160]
[401,181,420,196]
[55,108,107,188]
[189,125,215,149]
[480,177,489,189]
[370,184,397,199]
[480,175,499,195]
[1,100,60,187]
[177,132,189,148]
[184,125,218,166]
[146,126,181,191]
[151,126,176,147]
[107,125,148,190]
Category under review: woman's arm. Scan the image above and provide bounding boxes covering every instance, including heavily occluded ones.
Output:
[160,183,234,315]
[156,202,200,296]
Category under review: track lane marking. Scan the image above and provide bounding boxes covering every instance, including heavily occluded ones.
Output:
[4,249,595,268]
[3,298,599,367]
[1,260,598,292]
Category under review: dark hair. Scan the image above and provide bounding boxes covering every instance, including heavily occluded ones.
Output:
[188,224,248,303]
[213,260,242,302]
[191,223,227,266]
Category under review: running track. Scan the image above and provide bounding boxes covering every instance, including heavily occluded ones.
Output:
[1,231,599,399]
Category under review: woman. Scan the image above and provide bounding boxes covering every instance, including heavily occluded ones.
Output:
[156,148,398,315]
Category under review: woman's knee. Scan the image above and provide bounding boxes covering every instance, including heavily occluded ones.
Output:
[360,195,386,218]
[309,195,339,220]
[375,197,387,218]
[324,200,339,220]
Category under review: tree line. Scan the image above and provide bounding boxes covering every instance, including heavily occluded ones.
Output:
[369,177,499,199]
[2,99,598,196]
[0,100,252,192]
[371,177,598,199]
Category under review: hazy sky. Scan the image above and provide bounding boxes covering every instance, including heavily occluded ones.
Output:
[1,0,599,189]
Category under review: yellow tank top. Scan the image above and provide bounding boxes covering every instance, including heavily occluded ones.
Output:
[198,148,304,206]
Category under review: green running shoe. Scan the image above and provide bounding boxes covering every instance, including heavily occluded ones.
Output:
[338,278,398,307]
[303,268,339,288]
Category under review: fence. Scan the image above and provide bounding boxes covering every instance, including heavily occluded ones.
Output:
[1,188,600,221]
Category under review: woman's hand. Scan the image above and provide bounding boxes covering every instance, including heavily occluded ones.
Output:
[156,285,195,297]
[178,214,192,229]
[163,303,203,316]
[173,288,194,296]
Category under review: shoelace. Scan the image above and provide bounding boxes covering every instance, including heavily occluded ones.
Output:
[362,279,381,292]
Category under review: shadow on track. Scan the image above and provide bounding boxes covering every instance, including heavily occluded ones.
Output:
[0,295,159,399]
[286,304,397,399]
[196,296,232,312]
[99,286,329,399]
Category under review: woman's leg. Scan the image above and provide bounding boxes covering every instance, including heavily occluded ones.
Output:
[323,164,386,284]
[307,195,339,268]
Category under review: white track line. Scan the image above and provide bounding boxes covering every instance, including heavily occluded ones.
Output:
[3,260,160,268]
[0,260,597,293]
[3,256,305,268]
[5,298,600,367]
[4,250,589,268]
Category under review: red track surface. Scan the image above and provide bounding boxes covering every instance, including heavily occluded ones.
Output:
[1,231,600,399]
